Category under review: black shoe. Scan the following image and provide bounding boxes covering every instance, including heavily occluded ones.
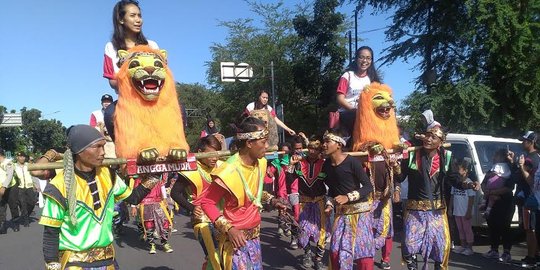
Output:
[314,259,327,270]
[0,223,7,234]
[521,256,536,268]
[302,254,313,268]
[404,255,417,270]
[23,217,30,227]
[379,260,391,270]
[13,224,19,232]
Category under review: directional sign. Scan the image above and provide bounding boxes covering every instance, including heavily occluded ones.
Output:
[220,62,254,82]
[0,113,22,127]
[235,62,253,82]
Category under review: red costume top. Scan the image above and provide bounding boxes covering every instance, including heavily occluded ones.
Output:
[134,177,165,204]
[201,154,266,230]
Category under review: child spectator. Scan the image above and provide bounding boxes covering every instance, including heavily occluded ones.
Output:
[449,159,476,256]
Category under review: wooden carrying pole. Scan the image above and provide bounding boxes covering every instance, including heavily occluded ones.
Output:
[27,143,450,171]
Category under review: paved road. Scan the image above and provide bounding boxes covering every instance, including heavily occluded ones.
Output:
[0,208,532,270]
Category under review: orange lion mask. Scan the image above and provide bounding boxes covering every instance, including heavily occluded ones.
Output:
[352,82,400,151]
[114,45,189,160]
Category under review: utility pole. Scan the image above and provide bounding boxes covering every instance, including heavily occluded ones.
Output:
[270,61,276,110]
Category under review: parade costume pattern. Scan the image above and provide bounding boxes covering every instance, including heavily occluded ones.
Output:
[40,167,131,269]
[180,160,224,270]
[399,148,454,270]
[201,153,271,270]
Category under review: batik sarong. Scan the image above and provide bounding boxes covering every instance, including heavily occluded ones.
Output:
[403,209,451,270]
[220,237,262,270]
[298,199,327,250]
[372,198,393,249]
[329,211,374,270]
[139,200,172,241]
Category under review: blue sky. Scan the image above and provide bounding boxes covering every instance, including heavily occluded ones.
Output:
[0,0,420,127]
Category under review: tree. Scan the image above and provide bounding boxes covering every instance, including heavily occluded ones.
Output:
[353,0,540,135]
[292,0,349,132]
[207,0,349,136]
[0,106,24,153]
[471,0,540,133]
[20,107,67,154]
[399,79,498,134]
[207,1,304,135]
[176,83,224,148]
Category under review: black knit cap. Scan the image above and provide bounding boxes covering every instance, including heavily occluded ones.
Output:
[66,125,105,154]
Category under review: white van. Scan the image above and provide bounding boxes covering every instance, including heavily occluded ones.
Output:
[446,133,523,227]
[399,133,523,227]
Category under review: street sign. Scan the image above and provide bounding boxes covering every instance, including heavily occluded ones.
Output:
[0,113,22,127]
[220,62,254,82]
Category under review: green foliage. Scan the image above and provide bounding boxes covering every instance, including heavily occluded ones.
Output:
[354,0,540,135]
[207,0,348,137]
[176,83,224,148]
[0,106,66,156]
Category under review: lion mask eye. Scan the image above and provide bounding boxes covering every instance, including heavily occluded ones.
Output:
[129,60,140,69]
[154,60,164,68]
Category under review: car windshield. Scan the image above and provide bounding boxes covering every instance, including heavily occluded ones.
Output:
[474,141,523,173]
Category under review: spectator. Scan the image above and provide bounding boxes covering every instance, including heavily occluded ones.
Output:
[449,159,476,256]
[13,152,37,227]
[512,131,540,267]
[481,148,516,264]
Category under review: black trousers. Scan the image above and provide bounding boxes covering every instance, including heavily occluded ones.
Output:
[487,199,515,251]
[18,187,37,219]
[0,187,20,223]
[338,109,357,137]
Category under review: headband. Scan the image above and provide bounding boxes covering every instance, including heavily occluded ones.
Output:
[308,140,321,149]
[426,126,446,141]
[236,129,269,140]
[323,132,346,146]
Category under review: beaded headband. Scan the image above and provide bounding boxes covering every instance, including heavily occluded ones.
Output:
[236,129,269,140]
[323,132,346,146]
[426,126,446,141]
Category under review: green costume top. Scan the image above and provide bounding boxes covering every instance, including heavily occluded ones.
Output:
[39,167,131,251]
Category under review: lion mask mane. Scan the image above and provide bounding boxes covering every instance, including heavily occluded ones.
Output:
[114,45,189,159]
[352,82,400,151]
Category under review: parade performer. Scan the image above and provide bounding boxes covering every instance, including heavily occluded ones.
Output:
[264,143,289,236]
[133,174,174,254]
[106,45,189,161]
[200,117,287,270]
[351,82,402,269]
[396,126,479,270]
[171,135,224,269]
[287,137,327,269]
[276,136,304,249]
[39,125,159,270]
[322,130,374,270]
